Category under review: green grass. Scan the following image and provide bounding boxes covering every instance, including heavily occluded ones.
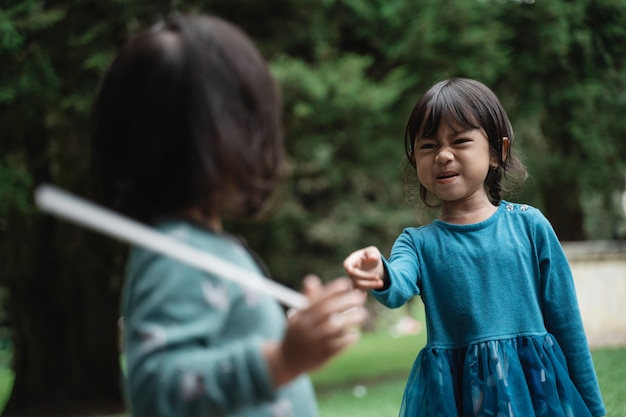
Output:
[0,349,13,414]
[592,347,626,417]
[311,330,424,389]
[312,338,626,416]
[0,367,13,411]
[0,349,12,412]
[317,377,407,417]
[313,339,626,417]
[1,323,625,417]
[311,327,421,417]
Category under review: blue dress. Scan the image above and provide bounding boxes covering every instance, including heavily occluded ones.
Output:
[374,202,605,417]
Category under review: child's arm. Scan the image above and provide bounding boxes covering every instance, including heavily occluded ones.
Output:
[536,215,606,417]
[123,252,367,416]
[264,275,367,387]
[343,246,387,290]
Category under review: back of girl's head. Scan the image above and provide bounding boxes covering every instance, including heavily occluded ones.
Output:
[91,14,283,223]
[404,78,527,207]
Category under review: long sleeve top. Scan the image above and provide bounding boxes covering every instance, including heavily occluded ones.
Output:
[121,220,317,417]
[373,201,605,417]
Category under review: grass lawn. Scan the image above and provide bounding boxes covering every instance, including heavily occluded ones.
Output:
[0,349,13,412]
[311,327,424,389]
[312,328,421,417]
[0,367,13,412]
[591,347,626,417]
[316,377,407,417]
[314,344,626,417]
[1,321,625,416]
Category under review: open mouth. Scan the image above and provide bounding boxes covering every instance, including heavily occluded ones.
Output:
[437,172,459,179]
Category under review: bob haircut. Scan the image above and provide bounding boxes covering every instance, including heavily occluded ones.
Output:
[404,78,526,207]
[91,14,284,223]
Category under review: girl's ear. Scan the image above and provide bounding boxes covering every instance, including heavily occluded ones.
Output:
[501,137,510,162]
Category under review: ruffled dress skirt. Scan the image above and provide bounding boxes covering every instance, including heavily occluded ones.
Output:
[400,334,592,417]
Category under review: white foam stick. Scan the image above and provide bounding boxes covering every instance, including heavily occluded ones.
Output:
[34,184,309,310]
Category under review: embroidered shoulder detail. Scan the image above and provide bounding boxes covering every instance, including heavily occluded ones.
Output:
[504,202,531,212]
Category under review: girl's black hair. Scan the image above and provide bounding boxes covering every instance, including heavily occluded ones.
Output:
[91,14,283,223]
[404,78,527,207]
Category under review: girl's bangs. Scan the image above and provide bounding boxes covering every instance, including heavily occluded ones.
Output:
[420,90,480,138]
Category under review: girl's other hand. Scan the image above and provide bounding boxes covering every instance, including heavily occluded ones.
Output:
[265,275,368,387]
[343,246,385,290]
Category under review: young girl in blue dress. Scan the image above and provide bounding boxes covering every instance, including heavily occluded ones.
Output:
[91,14,368,417]
[343,78,605,417]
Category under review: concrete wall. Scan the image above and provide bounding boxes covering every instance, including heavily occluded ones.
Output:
[563,240,626,348]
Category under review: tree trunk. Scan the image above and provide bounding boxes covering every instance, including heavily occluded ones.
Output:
[3,215,126,417]
[542,179,586,242]
[2,114,126,416]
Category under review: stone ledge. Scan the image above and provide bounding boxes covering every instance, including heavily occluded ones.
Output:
[565,240,626,348]
[562,240,626,261]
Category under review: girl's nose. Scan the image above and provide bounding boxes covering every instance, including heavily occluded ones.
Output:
[435,147,453,165]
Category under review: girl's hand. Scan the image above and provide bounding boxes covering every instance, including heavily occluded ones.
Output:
[265,275,368,387]
[343,246,386,290]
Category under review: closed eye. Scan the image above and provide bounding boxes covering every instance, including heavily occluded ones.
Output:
[453,138,472,145]
[419,143,437,149]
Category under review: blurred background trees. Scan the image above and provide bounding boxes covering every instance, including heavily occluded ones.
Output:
[1,0,625,414]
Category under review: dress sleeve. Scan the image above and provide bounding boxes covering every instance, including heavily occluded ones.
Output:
[372,229,421,309]
[123,251,276,417]
[535,214,606,417]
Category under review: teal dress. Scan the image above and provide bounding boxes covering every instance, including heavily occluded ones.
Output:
[374,202,605,417]
[121,220,317,417]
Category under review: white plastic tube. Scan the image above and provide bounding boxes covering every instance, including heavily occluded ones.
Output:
[34,184,309,310]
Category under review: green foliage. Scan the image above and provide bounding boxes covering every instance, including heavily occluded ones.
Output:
[235,49,415,283]
[0,3,64,104]
[233,0,626,286]
[491,0,626,238]
[0,156,32,217]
